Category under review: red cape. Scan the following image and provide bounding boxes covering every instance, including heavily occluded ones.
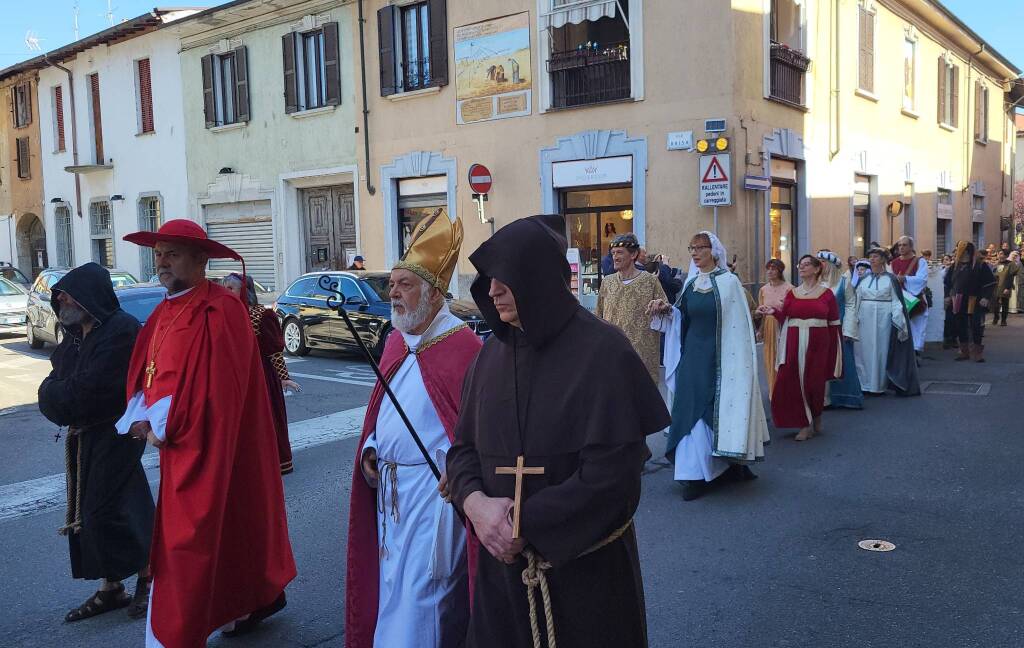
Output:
[126,281,296,647]
[344,325,482,648]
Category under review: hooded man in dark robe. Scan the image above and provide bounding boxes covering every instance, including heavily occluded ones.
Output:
[38,262,155,623]
[446,214,670,648]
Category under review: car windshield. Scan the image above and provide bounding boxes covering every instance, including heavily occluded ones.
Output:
[0,278,24,296]
[110,273,138,288]
[360,276,390,302]
[119,292,164,324]
[0,267,29,284]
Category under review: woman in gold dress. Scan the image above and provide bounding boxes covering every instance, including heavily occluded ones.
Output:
[757,258,792,395]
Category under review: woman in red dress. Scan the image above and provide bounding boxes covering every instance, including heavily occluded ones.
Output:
[223,273,302,474]
[760,255,842,441]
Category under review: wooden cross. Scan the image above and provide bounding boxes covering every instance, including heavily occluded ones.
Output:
[495,455,544,539]
[144,361,157,389]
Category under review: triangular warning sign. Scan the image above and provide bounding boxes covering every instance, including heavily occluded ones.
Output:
[702,156,729,183]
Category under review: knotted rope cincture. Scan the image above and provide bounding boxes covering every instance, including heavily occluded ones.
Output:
[377,460,401,559]
[57,429,82,536]
[519,520,634,648]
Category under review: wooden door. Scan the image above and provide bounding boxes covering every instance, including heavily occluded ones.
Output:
[303,185,357,272]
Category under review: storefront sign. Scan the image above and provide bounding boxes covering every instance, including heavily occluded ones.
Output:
[699,153,731,206]
[399,175,447,197]
[552,156,632,188]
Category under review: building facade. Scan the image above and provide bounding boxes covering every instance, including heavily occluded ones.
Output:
[17,10,200,282]
[0,64,47,277]
[350,0,1019,296]
[177,0,360,290]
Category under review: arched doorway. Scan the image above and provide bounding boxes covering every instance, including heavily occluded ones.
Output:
[16,213,47,278]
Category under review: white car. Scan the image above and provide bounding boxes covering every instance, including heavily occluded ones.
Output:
[0,277,28,332]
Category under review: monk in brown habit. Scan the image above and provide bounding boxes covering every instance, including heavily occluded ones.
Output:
[446,214,670,648]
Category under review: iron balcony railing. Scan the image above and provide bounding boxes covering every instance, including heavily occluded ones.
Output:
[548,41,630,109]
[401,58,432,91]
[769,40,810,106]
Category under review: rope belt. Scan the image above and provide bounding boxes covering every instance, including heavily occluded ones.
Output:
[58,429,82,536]
[521,519,634,648]
[376,459,426,559]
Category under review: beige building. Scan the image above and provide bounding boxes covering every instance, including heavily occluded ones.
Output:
[0,64,47,277]
[349,0,1020,297]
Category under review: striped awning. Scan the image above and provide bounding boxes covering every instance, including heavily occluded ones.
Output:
[540,0,618,30]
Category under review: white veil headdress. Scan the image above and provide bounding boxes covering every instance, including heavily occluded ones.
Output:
[686,230,729,291]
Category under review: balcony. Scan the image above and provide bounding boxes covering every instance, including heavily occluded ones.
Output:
[769,41,810,107]
[548,41,630,109]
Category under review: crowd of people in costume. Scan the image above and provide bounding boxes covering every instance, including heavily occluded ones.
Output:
[34,209,1016,648]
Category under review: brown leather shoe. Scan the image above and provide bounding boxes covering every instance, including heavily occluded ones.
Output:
[954,342,970,361]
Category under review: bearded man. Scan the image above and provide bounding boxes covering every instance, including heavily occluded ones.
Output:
[115,219,295,647]
[345,213,482,648]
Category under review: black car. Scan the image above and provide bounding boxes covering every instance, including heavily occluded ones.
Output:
[273,271,490,358]
[26,267,140,348]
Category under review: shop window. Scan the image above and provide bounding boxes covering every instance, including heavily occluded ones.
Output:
[55,205,74,267]
[283,23,341,112]
[202,48,250,128]
[768,0,809,107]
[544,1,631,109]
[770,183,796,281]
[561,187,633,310]
[90,201,115,268]
[138,196,162,280]
[377,1,448,96]
[853,174,871,257]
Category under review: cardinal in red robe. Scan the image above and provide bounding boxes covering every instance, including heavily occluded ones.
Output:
[345,212,482,648]
[116,220,296,647]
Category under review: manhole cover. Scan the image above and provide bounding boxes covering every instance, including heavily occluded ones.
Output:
[920,381,990,396]
[858,539,896,552]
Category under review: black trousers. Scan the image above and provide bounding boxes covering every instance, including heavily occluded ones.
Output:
[993,297,1009,323]
[955,309,986,345]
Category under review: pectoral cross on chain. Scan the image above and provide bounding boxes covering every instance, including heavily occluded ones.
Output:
[144,361,156,389]
[495,455,544,539]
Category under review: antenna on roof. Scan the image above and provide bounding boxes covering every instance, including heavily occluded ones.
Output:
[25,30,43,52]
[102,0,117,27]
[73,1,80,39]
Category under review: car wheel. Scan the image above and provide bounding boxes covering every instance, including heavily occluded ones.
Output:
[26,321,43,349]
[283,319,309,356]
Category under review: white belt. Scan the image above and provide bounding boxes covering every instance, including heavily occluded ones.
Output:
[775,317,840,425]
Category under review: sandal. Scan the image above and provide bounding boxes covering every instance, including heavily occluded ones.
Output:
[221,592,287,638]
[126,575,152,620]
[65,582,130,623]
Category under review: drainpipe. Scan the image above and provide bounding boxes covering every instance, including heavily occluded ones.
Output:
[44,55,82,219]
[357,0,376,196]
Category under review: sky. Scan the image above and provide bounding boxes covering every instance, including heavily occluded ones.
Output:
[0,0,1022,72]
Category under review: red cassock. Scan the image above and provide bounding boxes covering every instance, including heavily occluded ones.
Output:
[344,326,482,648]
[251,306,294,474]
[125,280,296,647]
[770,290,843,428]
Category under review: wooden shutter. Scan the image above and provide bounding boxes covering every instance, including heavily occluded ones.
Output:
[54,86,65,152]
[428,0,448,87]
[974,80,982,139]
[89,73,104,164]
[282,32,298,113]
[137,58,154,133]
[323,22,342,106]
[234,46,251,122]
[378,5,398,96]
[951,64,959,128]
[937,56,946,124]
[16,137,30,179]
[858,7,873,92]
[201,54,215,128]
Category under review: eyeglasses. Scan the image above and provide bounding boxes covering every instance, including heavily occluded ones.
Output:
[687,245,711,252]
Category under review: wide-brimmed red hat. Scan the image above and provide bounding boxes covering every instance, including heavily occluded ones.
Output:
[123,219,241,260]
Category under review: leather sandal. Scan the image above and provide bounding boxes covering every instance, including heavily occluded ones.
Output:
[65,582,130,623]
[126,575,152,620]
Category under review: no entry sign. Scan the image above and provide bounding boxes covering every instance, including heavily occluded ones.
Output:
[468,164,492,194]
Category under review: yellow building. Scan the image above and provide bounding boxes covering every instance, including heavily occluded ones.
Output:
[0,63,47,277]
[351,0,1018,292]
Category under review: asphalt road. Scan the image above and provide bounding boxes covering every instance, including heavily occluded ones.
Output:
[0,318,1022,648]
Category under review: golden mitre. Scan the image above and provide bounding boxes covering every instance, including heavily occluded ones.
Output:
[394,208,463,290]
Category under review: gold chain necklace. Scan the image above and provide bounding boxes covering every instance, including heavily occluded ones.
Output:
[144,288,200,389]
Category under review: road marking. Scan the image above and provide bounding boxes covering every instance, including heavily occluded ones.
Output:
[0,406,368,523]
[288,371,375,387]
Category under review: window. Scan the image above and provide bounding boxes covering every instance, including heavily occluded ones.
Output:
[90,201,114,268]
[88,73,104,164]
[11,82,31,127]
[378,1,448,96]
[857,5,875,94]
[937,188,953,254]
[16,137,30,179]
[202,47,250,128]
[136,58,155,134]
[286,276,317,297]
[937,57,958,128]
[768,0,809,106]
[55,205,73,267]
[853,174,871,257]
[972,222,984,248]
[975,81,989,143]
[138,197,161,279]
[903,38,916,111]
[52,86,66,152]
[283,23,341,112]
[936,218,951,255]
[546,3,631,108]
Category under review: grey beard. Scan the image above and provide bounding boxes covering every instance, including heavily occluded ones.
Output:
[58,303,91,328]
[391,294,434,333]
